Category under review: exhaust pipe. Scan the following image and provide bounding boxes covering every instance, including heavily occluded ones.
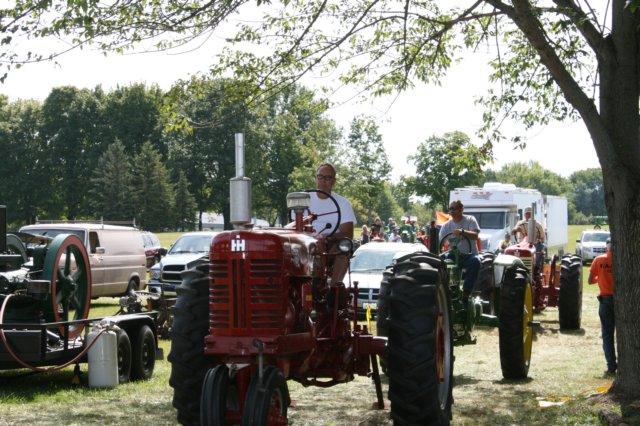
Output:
[230,133,252,227]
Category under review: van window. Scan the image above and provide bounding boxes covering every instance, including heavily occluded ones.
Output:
[89,232,100,254]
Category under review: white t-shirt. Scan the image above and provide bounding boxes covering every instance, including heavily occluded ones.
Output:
[439,215,480,255]
[308,191,356,236]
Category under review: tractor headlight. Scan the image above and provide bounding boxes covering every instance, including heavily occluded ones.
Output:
[337,238,353,254]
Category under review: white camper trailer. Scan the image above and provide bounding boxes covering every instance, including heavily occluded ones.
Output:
[449,183,568,252]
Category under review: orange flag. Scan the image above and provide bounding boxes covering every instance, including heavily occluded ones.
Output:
[435,210,451,226]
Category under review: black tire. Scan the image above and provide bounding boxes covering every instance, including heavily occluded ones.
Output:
[558,254,583,330]
[201,364,241,426]
[130,324,156,381]
[126,278,138,296]
[376,268,393,373]
[116,328,132,384]
[241,366,289,426]
[387,253,453,426]
[169,264,216,426]
[475,251,496,315]
[498,264,533,379]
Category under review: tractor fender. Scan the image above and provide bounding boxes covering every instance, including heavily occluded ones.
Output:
[493,254,526,287]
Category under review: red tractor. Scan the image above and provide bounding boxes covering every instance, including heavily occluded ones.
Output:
[168,136,534,425]
[505,215,582,329]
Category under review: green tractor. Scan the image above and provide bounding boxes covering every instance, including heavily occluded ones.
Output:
[377,231,535,424]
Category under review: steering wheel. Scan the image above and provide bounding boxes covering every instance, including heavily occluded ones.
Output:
[304,189,342,238]
[439,231,473,257]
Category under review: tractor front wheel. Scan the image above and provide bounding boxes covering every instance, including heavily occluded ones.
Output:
[169,264,216,426]
[387,253,453,425]
[201,364,241,426]
[559,254,582,330]
[241,366,289,426]
[498,265,533,379]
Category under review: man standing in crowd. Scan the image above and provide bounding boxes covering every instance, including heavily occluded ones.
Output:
[588,237,616,376]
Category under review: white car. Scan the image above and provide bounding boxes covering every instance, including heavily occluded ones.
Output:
[575,230,610,264]
[348,242,428,315]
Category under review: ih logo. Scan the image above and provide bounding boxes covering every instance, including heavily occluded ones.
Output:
[231,237,246,252]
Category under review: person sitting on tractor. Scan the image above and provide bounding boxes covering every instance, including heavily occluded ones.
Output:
[439,200,481,301]
[512,206,545,244]
[308,163,356,284]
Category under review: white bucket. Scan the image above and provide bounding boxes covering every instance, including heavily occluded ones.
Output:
[87,325,119,388]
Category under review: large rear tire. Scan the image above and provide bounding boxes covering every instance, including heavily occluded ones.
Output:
[169,264,215,426]
[558,254,582,330]
[387,253,453,426]
[498,264,533,379]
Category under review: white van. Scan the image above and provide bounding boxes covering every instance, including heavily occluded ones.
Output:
[19,223,147,297]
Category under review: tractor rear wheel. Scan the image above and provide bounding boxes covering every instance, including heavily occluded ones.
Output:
[387,253,453,426]
[376,268,393,373]
[558,254,583,330]
[169,264,216,426]
[241,366,289,426]
[498,265,533,379]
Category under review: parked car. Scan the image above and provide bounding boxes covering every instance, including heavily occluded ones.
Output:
[575,229,610,264]
[148,231,219,294]
[349,242,428,316]
[140,231,167,268]
[19,223,147,297]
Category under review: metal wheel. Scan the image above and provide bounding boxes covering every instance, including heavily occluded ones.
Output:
[42,234,92,339]
[241,366,289,426]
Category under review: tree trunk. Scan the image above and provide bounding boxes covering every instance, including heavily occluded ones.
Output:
[592,0,640,398]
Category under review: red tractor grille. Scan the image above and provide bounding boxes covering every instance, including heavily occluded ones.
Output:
[209,258,285,334]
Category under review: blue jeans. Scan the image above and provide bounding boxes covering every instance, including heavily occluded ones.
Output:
[443,252,481,293]
[598,296,616,371]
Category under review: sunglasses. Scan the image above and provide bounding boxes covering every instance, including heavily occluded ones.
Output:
[316,174,335,181]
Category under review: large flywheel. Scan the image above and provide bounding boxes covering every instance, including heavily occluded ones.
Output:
[41,234,91,339]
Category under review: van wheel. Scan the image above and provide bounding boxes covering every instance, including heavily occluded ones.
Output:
[126,279,138,296]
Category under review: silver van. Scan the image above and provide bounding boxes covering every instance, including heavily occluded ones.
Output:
[19,223,147,297]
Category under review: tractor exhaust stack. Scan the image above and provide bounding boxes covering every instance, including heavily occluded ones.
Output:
[230,133,252,227]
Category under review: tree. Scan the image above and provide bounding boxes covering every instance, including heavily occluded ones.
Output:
[340,117,392,224]
[4,0,640,399]
[173,170,197,231]
[134,141,175,231]
[40,86,103,219]
[0,96,46,226]
[484,161,571,197]
[408,131,485,210]
[569,168,606,218]
[90,139,135,221]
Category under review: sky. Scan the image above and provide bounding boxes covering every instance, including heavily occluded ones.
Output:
[1,23,601,183]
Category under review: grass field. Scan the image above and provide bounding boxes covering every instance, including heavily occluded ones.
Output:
[2,224,635,425]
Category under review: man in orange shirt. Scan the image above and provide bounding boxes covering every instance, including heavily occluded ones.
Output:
[588,237,616,375]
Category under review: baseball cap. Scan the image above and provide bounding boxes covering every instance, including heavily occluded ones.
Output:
[524,207,532,213]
